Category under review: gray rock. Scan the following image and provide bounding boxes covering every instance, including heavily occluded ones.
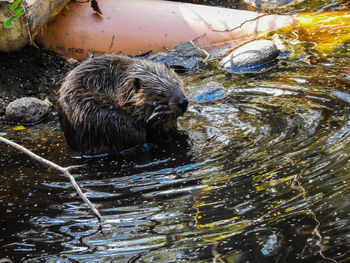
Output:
[219,40,279,74]
[149,41,209,71]
[5,97,49,124]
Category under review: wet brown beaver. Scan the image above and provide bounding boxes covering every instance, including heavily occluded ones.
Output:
[58,54,188,155]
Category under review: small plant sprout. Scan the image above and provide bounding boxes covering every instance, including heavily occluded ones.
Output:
[4,0,25,28]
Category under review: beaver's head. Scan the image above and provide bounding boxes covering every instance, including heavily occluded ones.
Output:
[126,59,188,131]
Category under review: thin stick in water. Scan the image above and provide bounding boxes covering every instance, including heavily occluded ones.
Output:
[0,136,103,225]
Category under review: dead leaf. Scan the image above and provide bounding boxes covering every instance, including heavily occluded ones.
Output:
[13,125,26,131]
[91,0,103,15]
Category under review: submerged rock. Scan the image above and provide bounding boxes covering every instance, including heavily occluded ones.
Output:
[149,41,209,71]
[5,97,49,124]
[219,40,279,74]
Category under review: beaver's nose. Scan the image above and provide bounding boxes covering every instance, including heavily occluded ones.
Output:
[178,97,189,113]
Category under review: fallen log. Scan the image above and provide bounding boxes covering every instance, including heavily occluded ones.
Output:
[0,0,70,52]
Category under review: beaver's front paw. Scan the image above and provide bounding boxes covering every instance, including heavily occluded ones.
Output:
[147,104,170,128]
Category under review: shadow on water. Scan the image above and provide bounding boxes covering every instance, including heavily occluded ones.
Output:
[2,1,350,263]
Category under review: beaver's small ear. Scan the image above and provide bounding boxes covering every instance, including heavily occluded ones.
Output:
[132,78,141,92]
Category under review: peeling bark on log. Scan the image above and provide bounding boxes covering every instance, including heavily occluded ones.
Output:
[0,0,70,52]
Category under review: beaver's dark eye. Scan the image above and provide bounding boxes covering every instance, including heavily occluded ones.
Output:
[132,78,141,92]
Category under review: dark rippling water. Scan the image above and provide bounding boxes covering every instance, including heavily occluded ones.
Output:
[2,1,350,263]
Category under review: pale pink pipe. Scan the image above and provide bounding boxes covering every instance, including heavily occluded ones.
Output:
[36,0,296,60]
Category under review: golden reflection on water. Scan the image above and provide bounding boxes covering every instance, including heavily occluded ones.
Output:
[294,11,350,55]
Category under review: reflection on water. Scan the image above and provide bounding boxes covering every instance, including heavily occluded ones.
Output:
[2,2,350,263]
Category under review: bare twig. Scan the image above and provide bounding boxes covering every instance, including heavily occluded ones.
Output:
[290,171,337,263]
[133,49,153,58]
[0,136,103,226]
[192,33,207,43]
[212,13,271,33]
[22,0,35,47]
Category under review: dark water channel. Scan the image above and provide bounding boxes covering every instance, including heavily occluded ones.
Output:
[2,2,350,263]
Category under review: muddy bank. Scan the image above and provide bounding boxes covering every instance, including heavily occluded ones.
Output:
[0,45,73,117]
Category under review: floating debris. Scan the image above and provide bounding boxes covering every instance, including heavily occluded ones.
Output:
[149,41,209,71]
